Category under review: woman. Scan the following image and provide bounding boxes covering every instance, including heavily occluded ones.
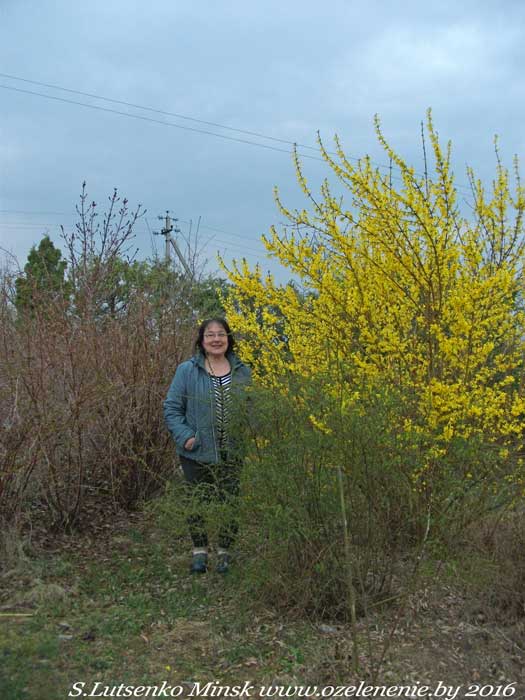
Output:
[163,318,252,574]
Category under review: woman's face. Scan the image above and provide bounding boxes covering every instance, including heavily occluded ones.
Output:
[202,321,229,357]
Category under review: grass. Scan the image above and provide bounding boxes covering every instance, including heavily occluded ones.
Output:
[0,513,334,700]
[1,508,524,699]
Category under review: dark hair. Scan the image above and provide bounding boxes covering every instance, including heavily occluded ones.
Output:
[195,318,235,355]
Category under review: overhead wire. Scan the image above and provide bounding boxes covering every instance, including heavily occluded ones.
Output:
[0,83,324,162]
[0,73,477,192]
[0,71,331,156]
[0,211,270,248]
[0,218,271,258]
[2,69,492,267]
[0,209,68,215]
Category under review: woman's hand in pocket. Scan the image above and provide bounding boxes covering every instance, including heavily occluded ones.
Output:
[184,436,196,451]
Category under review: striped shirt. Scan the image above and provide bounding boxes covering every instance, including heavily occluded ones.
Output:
[210,371,232,449]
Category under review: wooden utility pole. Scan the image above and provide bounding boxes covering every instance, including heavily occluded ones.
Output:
[154,211,192,276]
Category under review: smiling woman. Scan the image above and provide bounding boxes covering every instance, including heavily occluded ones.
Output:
[163,318,252,575]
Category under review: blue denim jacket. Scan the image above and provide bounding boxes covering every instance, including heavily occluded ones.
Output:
[163,351,252,463]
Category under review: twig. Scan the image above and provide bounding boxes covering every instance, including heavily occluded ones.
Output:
[337,464,359,674]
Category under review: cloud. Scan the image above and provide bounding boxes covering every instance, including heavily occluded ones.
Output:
[1,0,525,279]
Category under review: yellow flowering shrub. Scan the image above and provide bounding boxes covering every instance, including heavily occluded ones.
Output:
[222,111,525,498]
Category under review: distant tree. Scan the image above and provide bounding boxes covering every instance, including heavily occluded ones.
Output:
[127,261,230,321]
[61,184,144,320]
[15,235,69,315]
[192,275,230,318]
[78,256,151,318]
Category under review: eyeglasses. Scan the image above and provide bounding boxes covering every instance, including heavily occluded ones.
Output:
[204,332,228,339]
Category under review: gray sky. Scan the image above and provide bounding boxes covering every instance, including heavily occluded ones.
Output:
[1,0,524,282]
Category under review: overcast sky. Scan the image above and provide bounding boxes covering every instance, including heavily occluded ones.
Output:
[1,1,524,282]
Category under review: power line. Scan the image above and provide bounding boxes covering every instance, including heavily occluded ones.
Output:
[0,73,476,192]
[0,83,324,162]
[0,221,270,257]
[0,221,72,228]
[0,209,68,215]
[178,218,267,246]
[0,73,490,208]
[195,238,269,257]
[0,71,328,156]
[0,212,266,248]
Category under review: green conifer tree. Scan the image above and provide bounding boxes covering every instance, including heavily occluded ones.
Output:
[15,235,69,314]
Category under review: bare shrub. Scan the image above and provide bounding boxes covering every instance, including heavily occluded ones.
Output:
[0,186,197,539]
[0,255,38,549]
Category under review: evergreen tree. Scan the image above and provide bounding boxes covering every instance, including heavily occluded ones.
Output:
[15,235,69,314]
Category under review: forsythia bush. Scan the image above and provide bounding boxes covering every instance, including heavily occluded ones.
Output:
[223,112,525,503]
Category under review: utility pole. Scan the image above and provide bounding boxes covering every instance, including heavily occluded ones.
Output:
[153,211,192,276]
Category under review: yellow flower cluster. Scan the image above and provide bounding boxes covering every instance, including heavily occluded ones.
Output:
[221,112,525,486]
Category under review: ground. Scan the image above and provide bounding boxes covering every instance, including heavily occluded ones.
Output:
[0,510,523,700]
